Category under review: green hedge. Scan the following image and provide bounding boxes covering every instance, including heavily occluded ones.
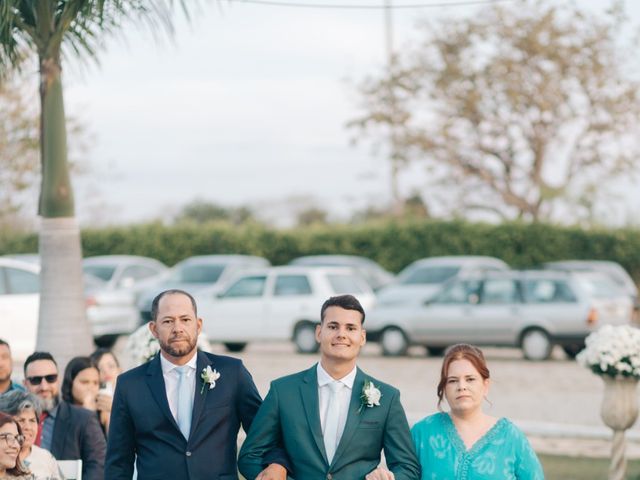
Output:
[1,220,639,281]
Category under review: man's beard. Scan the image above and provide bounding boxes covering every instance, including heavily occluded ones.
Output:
[41,395,59,412]
[159,336,197,358]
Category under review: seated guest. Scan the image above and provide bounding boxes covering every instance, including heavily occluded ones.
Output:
[0,391,62,479]
[0,340,25,395]
[90,349,122,391]
[23,352,105,480]
[0,412,32,479]
[62,357,111,436]
[411,344,544,479]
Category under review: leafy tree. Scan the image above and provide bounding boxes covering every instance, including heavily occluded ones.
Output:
[0,1,188,365]
[0,72,90,230]
[352,0,640,222]
[174,199,257,226]
[296,207,329,227]
[0,73,38,230]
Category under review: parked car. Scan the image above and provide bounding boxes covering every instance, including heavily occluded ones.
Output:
[544,260,639,309]
[195,266,376,353]
[366,270,633,360]
[83,255,168,290]
[288,255,394,291]
[376,256,509,305]
[137,255,271,321]
[0,258,39,362]
[83,255,168,346]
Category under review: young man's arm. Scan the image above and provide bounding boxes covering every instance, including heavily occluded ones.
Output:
[381,389,421,480]
[238,382,288,480]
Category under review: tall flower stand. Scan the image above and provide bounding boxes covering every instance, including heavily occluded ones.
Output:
[600,376,639,480]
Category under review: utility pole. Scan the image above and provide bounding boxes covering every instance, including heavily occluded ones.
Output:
[384,0,404,217]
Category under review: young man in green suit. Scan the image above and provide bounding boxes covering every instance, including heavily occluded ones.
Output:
[239,294,420,480]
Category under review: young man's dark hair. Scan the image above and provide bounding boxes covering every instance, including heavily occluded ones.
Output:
[0,338,9,348]
[150,289,198,321]
[23,351,57,376]
[320,294,365,324]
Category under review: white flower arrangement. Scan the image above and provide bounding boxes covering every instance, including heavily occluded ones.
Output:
[577,325,640,379]
[126,324,212,367]
[126,324,160,366]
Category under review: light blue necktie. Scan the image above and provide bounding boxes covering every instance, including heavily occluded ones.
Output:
[176,366,192,440]
[323,381,343,464]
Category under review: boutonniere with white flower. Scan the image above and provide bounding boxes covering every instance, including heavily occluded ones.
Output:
[200,366,221,394]
[359,379,382,412]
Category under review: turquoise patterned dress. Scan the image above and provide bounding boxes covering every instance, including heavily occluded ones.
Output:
[411,413,544,480]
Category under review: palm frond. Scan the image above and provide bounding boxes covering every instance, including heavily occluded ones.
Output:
[1,0,196,70]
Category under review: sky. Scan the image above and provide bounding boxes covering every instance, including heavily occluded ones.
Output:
[56,0,640,227]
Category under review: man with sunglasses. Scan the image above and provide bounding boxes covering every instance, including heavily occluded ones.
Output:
[23,351,106,480]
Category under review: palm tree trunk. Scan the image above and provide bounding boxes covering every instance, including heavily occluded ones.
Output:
[36,57,93,367]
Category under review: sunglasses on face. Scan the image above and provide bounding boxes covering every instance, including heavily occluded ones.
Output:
[0,433,25,447]
[26,374,58,385]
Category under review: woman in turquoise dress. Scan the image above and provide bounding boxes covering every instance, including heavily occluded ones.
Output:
[411,344,544,479]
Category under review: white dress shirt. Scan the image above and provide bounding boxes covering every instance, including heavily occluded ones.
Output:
[160,352,197,423]
[317,363,357,445]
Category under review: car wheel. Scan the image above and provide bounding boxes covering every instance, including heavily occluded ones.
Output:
[93,334,119,348]
[223,342,247,352]
[562,344,585,359]
[427,346,446,356]
[521,329,552,361]
[294,323,319,354]
[380,327,409,356]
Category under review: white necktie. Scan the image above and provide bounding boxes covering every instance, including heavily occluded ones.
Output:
[176,366,192,440]
[323,381,343,464]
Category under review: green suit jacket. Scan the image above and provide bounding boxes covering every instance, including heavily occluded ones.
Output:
[238,364,420,480]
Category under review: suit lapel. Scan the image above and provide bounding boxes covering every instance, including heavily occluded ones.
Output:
[189,351,211,438]
[50,401,71,458]
[299,364,327,463]
[145,355,180,432]
[330,368,366,466]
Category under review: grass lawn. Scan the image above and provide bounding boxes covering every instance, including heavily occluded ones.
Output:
[540,453,640,480]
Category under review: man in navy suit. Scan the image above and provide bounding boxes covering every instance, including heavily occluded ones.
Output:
[105,289,285,480]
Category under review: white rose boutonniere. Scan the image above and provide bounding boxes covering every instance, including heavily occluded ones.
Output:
[200,366,221,394]
[359,379,382,412]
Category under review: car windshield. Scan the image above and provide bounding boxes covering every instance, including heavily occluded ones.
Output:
[400,266,460,285]
[83,265,117,282]
[328,274,365,294]
[170,264,226,283]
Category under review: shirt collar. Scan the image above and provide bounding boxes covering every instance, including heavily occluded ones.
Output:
[160,350,198,375]
[316,363,357,390]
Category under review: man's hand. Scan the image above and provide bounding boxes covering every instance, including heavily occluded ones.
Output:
[366,466,395,480]
[255,463,287,480]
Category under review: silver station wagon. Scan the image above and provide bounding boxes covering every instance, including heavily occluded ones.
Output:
[366,270,633,360]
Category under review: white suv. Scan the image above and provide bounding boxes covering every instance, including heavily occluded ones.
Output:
[0,258,39,362]
[195,266,375,353]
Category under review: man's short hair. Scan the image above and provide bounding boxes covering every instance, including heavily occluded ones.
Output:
[0,338,9,349]
[23,351,57,376]
[320,294,365,325]
[150,289,198,321]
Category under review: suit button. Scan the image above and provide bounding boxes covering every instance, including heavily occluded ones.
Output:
[326,474,332,480]
[186,451,192,457]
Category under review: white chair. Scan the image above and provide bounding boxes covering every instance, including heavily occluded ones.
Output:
[57,459,82,480]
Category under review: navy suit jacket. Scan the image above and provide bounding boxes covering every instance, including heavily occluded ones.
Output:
[50,400,106,480]
[105,351,264,480]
